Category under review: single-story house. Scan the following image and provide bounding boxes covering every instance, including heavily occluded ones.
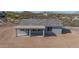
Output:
[0,11,6,25]
[72,16,79,21]
[14,18,63,37]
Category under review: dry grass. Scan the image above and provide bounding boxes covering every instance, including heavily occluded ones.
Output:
[0,26,79,48]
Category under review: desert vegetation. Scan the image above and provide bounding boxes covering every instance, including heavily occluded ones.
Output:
[0,11,79,26]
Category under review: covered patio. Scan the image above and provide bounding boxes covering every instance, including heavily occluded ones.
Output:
[15,25,45,37]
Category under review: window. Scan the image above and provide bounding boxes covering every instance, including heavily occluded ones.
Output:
[38,29,42,31]
[20,29,25,31]
[32,29,43,31]
[47,27,52,31]
[32,29,37,31]
[20,29,29,31]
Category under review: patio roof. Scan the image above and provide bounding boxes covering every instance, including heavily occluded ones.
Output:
[14,25,45,29]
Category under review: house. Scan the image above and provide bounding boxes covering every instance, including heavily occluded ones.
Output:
[0,11,6,25]
[14,18,63,37]
[72,16,79,21]
[43,12,48,16]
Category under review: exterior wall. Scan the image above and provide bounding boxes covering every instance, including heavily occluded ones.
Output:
[16,29,29,37]
[52,28,62,35]
[45,27,62,35]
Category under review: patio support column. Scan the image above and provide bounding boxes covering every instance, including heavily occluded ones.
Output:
[43,29,45,37]
[29,29,31,37]
[16,28,18,37]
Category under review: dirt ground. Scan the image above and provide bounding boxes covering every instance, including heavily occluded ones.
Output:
[0,26,79,48]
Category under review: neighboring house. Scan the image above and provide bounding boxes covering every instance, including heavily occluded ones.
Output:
[0,11,6,25]
[72,16,79,21]
[15,18,63,37]
[43,12,48,16]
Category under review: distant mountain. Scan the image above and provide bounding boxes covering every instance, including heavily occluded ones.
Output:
[31,11,79,14]
[12,11,79,14]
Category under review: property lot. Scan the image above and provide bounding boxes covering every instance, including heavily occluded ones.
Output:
[0,26,79,48]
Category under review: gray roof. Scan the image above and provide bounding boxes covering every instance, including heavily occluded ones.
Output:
[18,18,62,27]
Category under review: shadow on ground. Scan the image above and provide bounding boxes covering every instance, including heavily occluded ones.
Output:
[31,32,56,37]
[62,28,71,34]
[45,32,56,37]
